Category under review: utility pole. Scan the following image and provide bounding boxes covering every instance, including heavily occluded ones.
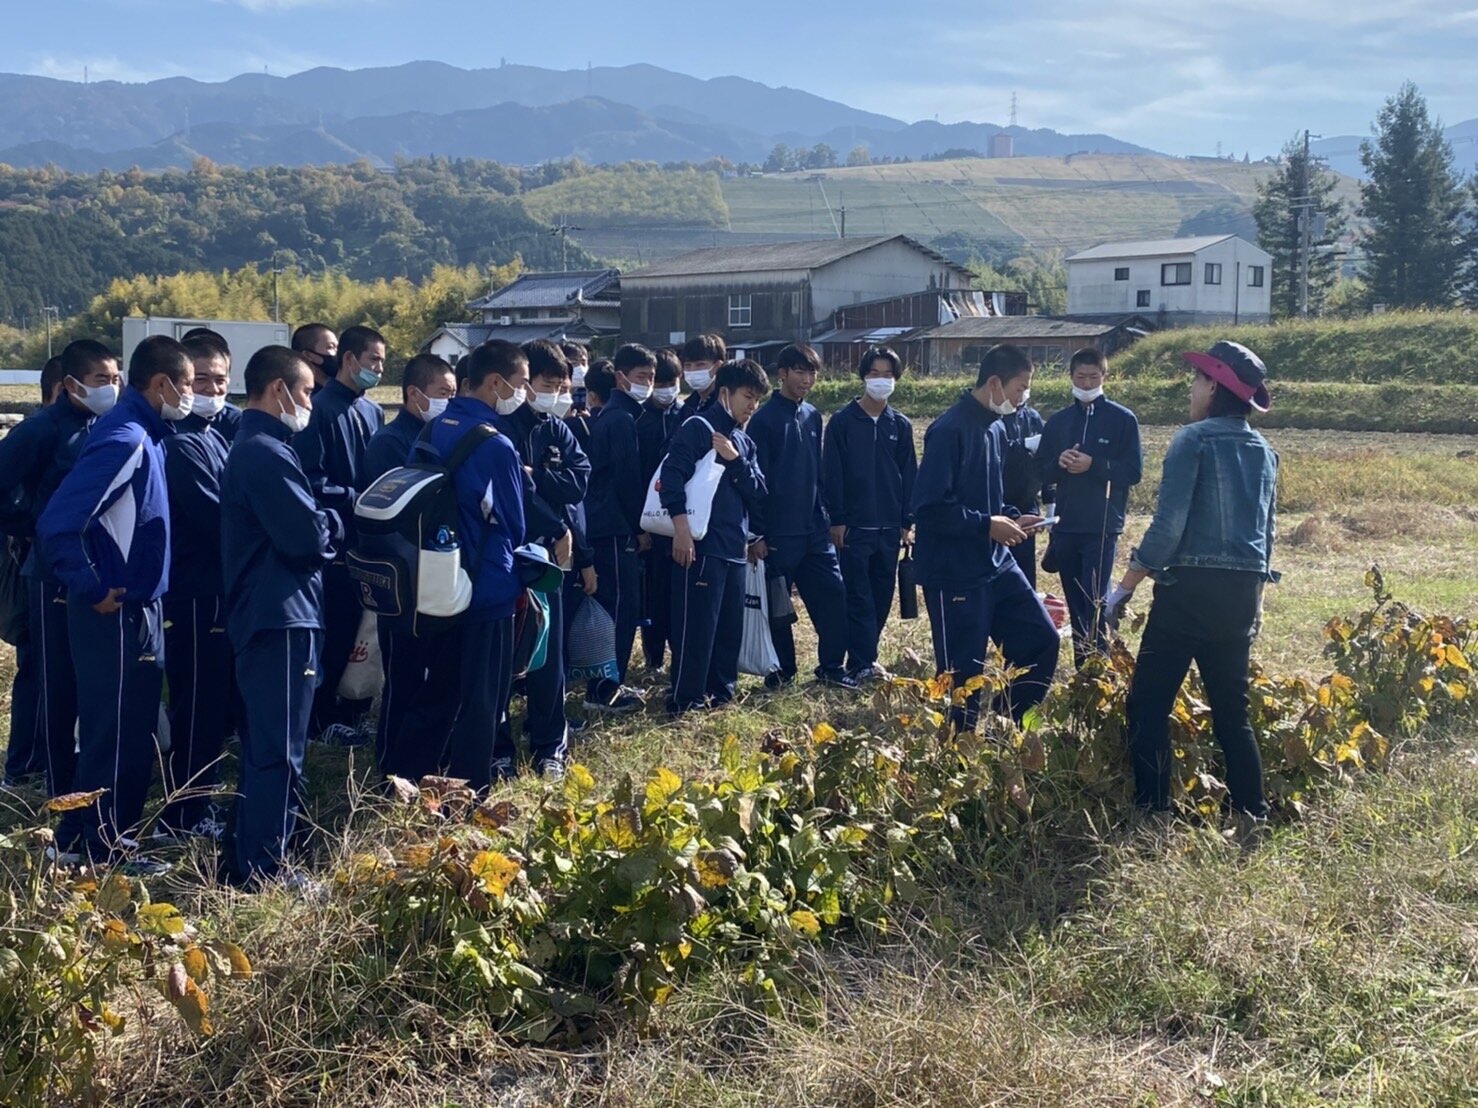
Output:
[270,251,291,322]
[42,305,60,360]
[550,215,583,271]
[839,202,846,239]
[1295,129,1324,318]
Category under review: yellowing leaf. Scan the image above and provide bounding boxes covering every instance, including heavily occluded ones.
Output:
[170,974,213,1037]
[100,919,132,950]
[181,946,210,984]
[563,763,596,799]
[811,722,838,746]
[692,849,737,888]
[790,909,822,937]
[645,767,683,807]
[136,903,186,937]
[210,941,252,980]
[1449,681,1468,702]
[472,800,520,830]
[1443,644,1472,672]
[45,788,108,813]
[596,806,642,849]
[469,851,522,897]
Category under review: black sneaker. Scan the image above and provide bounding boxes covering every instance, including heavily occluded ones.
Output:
[535,760,566,782]
[584,687,644,715]
[763,670,794,691]
[490,758,518,783]
[815,668,860,690]
[317,723,371,747]
[850,663,890,684]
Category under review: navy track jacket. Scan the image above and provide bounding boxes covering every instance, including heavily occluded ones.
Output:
[170,404,241,443]
[363,408,425,486]
[584,394,643,541]
[998,405,1051,514]
[1035,397,1142,536]
[821,398,917,532]
[512,407,590,553]
[910,392,1015,591]
[746,390,829,541]
[162,423,230,599]
[0,396,95,576]
[657,404,766,564]
[221,410,337,650]
[293,378,384,541]
[637,399,684,486]
[38,388,172,606]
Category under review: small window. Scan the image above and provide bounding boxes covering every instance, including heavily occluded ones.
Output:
[728,293,752,328]
[1136,289,1151,308]
[1248,265,1265,288]
[1204,262,1222,285]
[1161,262,1192,286]
[1114,267,1130,281]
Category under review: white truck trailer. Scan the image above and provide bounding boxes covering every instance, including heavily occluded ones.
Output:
[122,317,292,394]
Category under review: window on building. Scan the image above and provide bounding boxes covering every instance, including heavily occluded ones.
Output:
[1248,266,1266,288]
[1114,267,1130,281]
[1205,262,1222,285]
[1136,289,1151,308]
[1161,262,1192,286]
[728,293,752,328]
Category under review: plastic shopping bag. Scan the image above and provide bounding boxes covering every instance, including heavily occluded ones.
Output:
[567,595,620,683]
[739,559,782,678]
[640,417,724,540]
[337,610,385,700]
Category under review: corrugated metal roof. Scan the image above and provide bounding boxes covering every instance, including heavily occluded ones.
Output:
[916,316,1119,341]
[624,235,967,280]
[1066,235,1237,262]
[421,321,596,352]
[467,269,620,311]
[814,326,918,344]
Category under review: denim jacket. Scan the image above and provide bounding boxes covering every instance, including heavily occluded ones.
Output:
[1130,416,1279,582]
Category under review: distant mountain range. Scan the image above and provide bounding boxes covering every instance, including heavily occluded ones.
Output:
[0,61,1154,171]
[1312,118,1478,179]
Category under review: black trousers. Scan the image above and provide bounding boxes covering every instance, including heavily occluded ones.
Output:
[4,637,42,780]
[377,621,462,781]
[1126,567,1268,817]
[1050,531,1117,667]
[309,560,370,735]
[837,526,899,672]
[590,535,641,695]
[446,616,515,790]
[160,594,233,832]
[641,537,674,669]
[28,574,78,795]
[1009,532,1038,591]
[668,556,745,714]
[763,531,848,678]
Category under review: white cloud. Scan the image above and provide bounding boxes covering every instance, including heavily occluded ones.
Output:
[31,55,188,84]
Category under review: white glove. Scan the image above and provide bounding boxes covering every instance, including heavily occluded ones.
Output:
[1041,502,1056,522]
[1024,434,1042,454]
[1105,583,1134,627]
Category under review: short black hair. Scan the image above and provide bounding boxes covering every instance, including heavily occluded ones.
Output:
[654,347,681,385]
[523,339,570,383]
[39,357,65,404]
[340,325,386,363]
[453,354,470,389]
[180,327,230,360]
[776,343,822,375]
[1202,371,1254,419]
[1069,348,1107,373]
[585,360,617,403]
[60,339,117,384]
[716,358,769,396]
[466,340,527,391]
[680,333,726,365]
[559,341,587,365]
[858,346,902,380]
[291,323,334,353]
[128,335,192,391]
[403,353,453,399]
[612,343,658,375]
[977,344,1033,388]
[244,345,309,399]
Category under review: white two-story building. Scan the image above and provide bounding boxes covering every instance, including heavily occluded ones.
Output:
[1066,235,1273,328]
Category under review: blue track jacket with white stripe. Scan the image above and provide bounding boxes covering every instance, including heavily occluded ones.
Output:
[37,387,171,606]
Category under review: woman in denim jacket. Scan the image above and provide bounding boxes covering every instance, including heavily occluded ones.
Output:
[1106,341,1278,830]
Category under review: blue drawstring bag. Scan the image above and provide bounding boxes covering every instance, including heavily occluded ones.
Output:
[567,595,619,683]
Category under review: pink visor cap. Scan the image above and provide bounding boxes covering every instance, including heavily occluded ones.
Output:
[1182,340,1271,412]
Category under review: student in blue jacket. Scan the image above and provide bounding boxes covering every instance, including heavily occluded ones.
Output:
[294,324,386,744]
[661,359,769,716]
[676,333,725,422]
[1036,348,1142,667]
[155,334,237,841]
[362,354,461,779]
[220,346,338,886]
[0,341,118,794]
[581,345,654,712]
[412,341,527,788]
[637,347,685,672]
[747,343,855,688]
[39,336,194,864]
[291,322,339,395]
[911,345,1061,730]
[176,329,242,442]
[820,346,917,681]
[993,357,1052,590]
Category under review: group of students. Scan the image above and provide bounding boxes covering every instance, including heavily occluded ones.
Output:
[0,317,1282,884]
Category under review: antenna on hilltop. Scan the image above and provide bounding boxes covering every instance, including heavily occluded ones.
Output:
[587,61,592,96]
[1010,91,1018,128]
[84,65,89,86]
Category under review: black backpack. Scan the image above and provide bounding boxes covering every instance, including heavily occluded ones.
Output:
[347,422,497,637]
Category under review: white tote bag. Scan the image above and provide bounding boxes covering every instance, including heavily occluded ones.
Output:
[641,416,725,541]
[739,559,782,678]
[337,610,385,700]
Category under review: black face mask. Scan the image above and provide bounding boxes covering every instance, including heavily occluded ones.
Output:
[318,352,340,379]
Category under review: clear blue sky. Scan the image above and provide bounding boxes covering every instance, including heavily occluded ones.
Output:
[5,0,1475,156]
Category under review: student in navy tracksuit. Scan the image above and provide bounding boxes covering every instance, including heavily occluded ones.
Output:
[747,343,855,688]
[362,354,461,778]
[1036,348,1142,667]
[39,336,193,861]
[661,359,768,716]
[820,346,917,680]
[156,334,237,839]
[581,345,653,711]
[220,346,338,885]
[911,345,1060,731]
[291,322,340,395]
[637,347,685,671]
[0,345,113,791]
[412,341,526,787]
[994,363,1052,591]
[676,333,725,423]
[294,324,386,741]
[177,328,243,441]
[561,341,590,415]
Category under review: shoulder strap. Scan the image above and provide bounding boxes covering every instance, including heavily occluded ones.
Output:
[691,415,715,435]
[442,422,499,474]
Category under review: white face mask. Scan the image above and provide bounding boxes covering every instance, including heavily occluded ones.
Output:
[864,376,895,402]
[989,397,1017,417]
[530,390,561,415]
[1072,385,1104,403]
[653,385,679,408]
[278,389,311,434]
[496,386,526,416]
[684,368,713,392]
[571,366,587,389]
[419,396,449,423]
[161,379,192,422]
[552,393,573,419]
[189,392,227,419]
[71,380,119,417]
[627,382,653,404]
[1021,388,1031,404]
